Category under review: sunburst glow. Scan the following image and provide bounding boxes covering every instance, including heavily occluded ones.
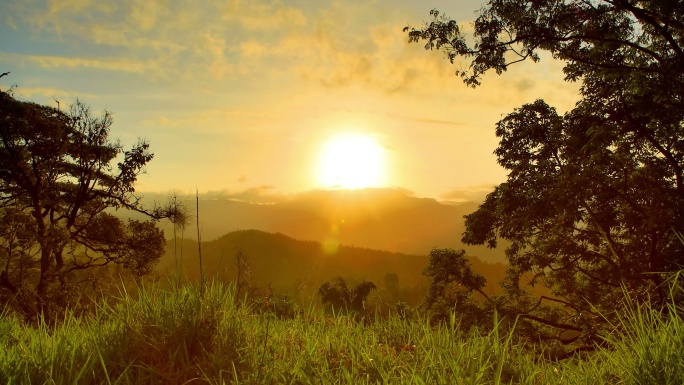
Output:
[317,133,386,189]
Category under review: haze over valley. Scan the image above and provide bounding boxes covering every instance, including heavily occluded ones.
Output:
[142,188,505,262]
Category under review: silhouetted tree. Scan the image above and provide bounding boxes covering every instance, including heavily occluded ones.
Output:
[422,248,488,325]
[0,90,178,317]
[234,247,251,305]
[168,191,189,283]
[406,1,684,345]
[318,277,377,312]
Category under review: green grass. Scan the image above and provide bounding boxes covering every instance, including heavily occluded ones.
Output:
[1,280,682,384]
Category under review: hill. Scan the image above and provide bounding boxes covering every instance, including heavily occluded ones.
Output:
[141,188,506,263]
[157,229,507,305]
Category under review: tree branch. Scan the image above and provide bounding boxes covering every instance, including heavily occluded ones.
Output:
[519,314,583,332]
[608,0,684,63]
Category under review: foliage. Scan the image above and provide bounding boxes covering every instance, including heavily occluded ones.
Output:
[600,277,684,384]
[405,1,684,344]
[422,248,489,326]
[167,191,190,283]
[318,277,377,313]
[394,300,414,319]
[252,290,300,320]
[0,90,177,319]
[233,247,252,305]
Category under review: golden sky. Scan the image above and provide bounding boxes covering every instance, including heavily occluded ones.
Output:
[0,0,580,202]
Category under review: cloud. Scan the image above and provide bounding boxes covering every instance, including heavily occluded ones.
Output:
[4,14,18,30]
[4,1,224,81]
[0,51,157,74]
[45,0,93,14]
[197,186,419,206]
[36,55,153,73]
[202,185,286,204]
[265,18,466,95]
[12,86,95,101]
[415,118,465,126]
[439,185,496,203]
[3,0,580,105]
[220,0,307,31]
[128,0,163,32]
[240,40,267,58]
[140,108,240,127]
[8,0,564,100]
[200,32,233,81]
[3,0,311,84]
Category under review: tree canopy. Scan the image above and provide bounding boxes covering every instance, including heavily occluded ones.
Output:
[0,89,178,317]
[318,277,377,313]
[422,248,489,325]
[406,0,684,346]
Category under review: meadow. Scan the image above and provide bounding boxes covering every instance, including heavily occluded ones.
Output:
[1,279,682,385]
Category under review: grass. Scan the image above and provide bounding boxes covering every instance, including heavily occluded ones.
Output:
[0,279,682,384]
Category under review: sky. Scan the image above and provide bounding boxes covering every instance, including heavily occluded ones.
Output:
[0,0,581,203]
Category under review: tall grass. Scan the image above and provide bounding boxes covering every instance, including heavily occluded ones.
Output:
[0,278,681,384]
[597,278,684,385]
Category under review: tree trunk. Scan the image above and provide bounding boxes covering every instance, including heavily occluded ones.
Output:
[36,245,52,298]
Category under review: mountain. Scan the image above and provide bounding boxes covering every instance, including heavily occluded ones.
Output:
[157,229,508,305]
[143,188,506,263]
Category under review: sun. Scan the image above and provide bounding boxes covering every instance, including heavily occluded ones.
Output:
[317,133,386,189]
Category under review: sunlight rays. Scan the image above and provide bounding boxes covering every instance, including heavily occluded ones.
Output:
[317,133,387,190]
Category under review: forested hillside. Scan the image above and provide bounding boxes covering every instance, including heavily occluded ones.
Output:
[157,229,508,306]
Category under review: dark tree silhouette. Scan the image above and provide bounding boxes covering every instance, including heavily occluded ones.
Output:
[0,90,179,317]
[422,248,488,325]
[234,247,251,305]
[406,1,684,345]
[318,277,377,312]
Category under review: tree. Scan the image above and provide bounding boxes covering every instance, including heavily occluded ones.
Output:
[234,247,251,306]
[317,277,377,313]
[405,1,684,345]
[167,191,189,284]
[0,89,178,317]
[422,248,488,325]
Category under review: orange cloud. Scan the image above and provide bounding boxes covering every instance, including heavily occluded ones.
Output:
[439,185,497,203]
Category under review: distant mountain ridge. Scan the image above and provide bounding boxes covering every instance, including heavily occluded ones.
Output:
[158,229,507,305]
[144,188,505,263]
